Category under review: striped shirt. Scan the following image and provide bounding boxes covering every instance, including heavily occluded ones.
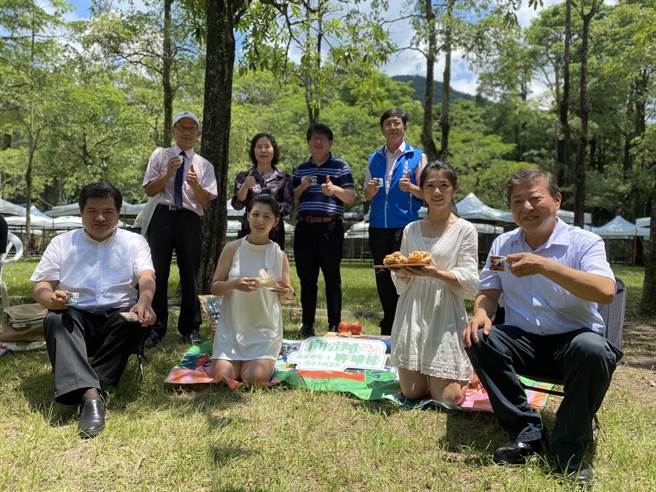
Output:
[293,154,354,217]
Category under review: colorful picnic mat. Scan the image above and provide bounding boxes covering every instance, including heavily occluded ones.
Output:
[165,339,553,413]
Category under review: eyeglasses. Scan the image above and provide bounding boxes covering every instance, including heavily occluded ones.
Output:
[175,124,198,133]
[383,120,404,129]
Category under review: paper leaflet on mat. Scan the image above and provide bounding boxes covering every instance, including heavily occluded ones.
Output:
[286,336,387,371]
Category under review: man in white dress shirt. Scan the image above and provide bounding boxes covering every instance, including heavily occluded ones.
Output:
[463,168,621,486]
[32,182,156,438]
[142,111,217,347]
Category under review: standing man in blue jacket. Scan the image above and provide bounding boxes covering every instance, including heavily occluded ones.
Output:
[364,109,427,335]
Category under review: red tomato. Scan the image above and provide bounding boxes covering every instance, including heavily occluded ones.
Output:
[350,322,362,335]
[338,321,350,333]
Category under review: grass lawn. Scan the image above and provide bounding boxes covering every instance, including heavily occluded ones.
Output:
[1,260,655,490]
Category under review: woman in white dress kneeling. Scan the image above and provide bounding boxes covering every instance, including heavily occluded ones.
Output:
[210,194,294,385]
[391,161,479,404]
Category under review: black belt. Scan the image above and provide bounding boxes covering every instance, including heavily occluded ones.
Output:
[299,215,340,223]
[157,204,188,212]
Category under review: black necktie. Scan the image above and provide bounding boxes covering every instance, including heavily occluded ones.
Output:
[174,151,185,209]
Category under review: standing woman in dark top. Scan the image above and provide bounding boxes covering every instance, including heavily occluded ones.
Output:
[0,215,7,254]
[232,133,293,249]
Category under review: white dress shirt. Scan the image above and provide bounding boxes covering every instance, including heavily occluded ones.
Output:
[479,218,615,335]
[31,228,154,310]
[142,145,218,216]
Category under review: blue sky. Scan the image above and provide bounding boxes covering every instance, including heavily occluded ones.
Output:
[66,0,91,18]
[62,0,557,98]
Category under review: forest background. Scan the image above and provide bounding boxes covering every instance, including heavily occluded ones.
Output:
[1,0,655,313]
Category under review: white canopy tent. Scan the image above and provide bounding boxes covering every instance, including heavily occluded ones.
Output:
[590,216,641,238]
[47,201,148,217]
[4,215,129,230]
[46,203,78,217]
[589,215,649,265]
[454,193,514,223]
[556,209,592,225]
[0,198,28,216]
[344,219,503,240]
[453,193,591,225]
[638,227,651,238]
[636,217,650,228]
[5,215,57,229]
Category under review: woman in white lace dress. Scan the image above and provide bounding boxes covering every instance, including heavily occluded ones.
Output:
[209,195,294,385]
[391,161,479,404]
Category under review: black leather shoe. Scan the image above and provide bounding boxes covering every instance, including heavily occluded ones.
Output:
[143,331,162,349]
[298,324,315,338]
[565,462,594,487]
[328,325,338,333]
[78,398,105,438]
[493,439,543,465]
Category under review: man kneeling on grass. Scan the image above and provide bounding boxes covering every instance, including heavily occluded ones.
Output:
[32,182,156,438]
[462,168,622,486]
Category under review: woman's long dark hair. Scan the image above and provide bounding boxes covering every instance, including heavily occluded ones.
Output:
[418,160,459,216]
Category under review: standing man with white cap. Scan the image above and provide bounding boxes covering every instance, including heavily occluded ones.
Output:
[142,111,218,347]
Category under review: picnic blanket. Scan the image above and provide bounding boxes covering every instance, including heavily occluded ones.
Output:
[165,339,553,412]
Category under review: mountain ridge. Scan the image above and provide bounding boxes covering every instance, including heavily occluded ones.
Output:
[392,74,477,103]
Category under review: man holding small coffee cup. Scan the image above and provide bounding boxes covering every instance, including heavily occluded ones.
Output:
[364,108,427,335]
[141,111,217,347]
[32,182,156,438]
[463,168,621,486]
[292,123,355,337]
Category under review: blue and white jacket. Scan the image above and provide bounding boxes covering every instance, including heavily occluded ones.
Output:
[367,143,424,228]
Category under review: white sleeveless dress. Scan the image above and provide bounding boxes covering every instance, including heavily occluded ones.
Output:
[211,237,284,360]
[391,219,479,381]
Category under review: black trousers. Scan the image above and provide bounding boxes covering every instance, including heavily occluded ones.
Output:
[368,227,403,335]
[147,205,201,338]
[293,220,344,327]
[44,307,145,405]
[466,325,622,466]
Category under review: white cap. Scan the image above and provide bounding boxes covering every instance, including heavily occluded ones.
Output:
[172,111,200,128]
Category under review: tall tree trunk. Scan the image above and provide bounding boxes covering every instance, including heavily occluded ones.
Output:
[161,0,173,147]
[554,63,564,179]
[197,0,237,293]
[557,0,572,188]
[622,132,632,176]
[573,15,591,228]
[640,187,656,316]
[25,135,34,250]
[573,1,602,227]
[303,2,323,126]
[439,0,453,160]
[421,0,438,161]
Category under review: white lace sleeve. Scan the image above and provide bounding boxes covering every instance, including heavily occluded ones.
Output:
[449,222,479,299]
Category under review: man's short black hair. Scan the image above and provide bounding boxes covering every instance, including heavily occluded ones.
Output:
[78,181,123,212]
[306,123,334,142]
[380,108,408,127]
